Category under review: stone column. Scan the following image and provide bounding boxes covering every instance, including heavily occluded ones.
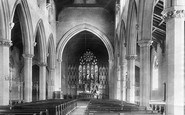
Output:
[0,40,12,105]
[55,59,62,92]
[163,6,185,115]
[138,39,152,107]
[61,61,66,98]
[115,57,121,99]
[39,62,47,100]
[108,59,114,99]
[120,61,127,101]
[47,68,55,99]
[23,53,34,102]
[126,55,137,103]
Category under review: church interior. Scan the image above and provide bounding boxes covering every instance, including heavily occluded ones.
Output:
[0,0,185,115]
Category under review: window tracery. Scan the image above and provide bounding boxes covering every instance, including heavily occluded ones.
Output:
[67,50,108,99]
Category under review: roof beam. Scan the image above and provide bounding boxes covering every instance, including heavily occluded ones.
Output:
[152,25,165,33]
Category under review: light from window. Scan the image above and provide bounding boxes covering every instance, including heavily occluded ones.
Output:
[152,56,159,90]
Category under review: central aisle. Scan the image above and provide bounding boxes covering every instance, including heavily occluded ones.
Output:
[69,100,90,115]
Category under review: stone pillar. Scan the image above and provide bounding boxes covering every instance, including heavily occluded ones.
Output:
[55,59,62,91]
[0,40,12,105]
[23,53,34,102]
[61,61,66,98]
[47,68,55,99]
[39,62,47,100]
[126,55,137,103]
[115,57,121,100]
[120,61,127,101]
[108,59,114,99]
[138,39,152,107]
[163,6,185,115]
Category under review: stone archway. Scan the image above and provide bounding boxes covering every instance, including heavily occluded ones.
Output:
[10,0,34,55]
[9,0,34,103]
[56,23,114,99]
[126,0,138,104]
[57,23,113,61]
[33,19,47,101]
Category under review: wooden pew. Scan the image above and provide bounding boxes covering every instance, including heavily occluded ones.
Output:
[12,99,77,115]
[0,106,48,115]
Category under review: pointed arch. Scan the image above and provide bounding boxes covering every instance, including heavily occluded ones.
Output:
[34,19,47,63]
[10,0,34,54]
[57,23,114,62]
[126,0,137,55]
[120,20,126,63]
[0,0,10,41]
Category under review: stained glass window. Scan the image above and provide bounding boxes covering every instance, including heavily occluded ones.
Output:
[78,50,98,93]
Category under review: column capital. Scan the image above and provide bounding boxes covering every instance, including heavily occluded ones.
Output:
[22,54,34,59]
[162,7,185,21]
[138,39,152,47]
[126,55,137,60]
[0,39,12,47]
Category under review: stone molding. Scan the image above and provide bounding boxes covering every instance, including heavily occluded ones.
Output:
[39,62,47,67]
[22,54,34,59]
[126,55,137,60]
[57,23,114,63]
[163,9,185,21]
[138,39,152,47]
[0,40,12,47]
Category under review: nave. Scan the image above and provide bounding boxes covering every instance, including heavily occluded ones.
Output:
[0,98,164,115]
[0,0,185,115]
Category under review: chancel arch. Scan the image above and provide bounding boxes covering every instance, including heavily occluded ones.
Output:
[57,24,113,99]
[57,23,114,62]
[62,31,109,99]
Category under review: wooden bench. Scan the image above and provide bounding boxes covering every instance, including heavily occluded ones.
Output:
[11,99,77,115]
[0,106,48,115]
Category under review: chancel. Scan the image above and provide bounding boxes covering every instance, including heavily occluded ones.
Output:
[0,0,185,115]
